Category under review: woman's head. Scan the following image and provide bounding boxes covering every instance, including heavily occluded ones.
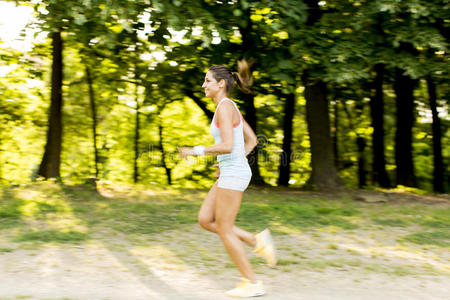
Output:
[202,60,253,98]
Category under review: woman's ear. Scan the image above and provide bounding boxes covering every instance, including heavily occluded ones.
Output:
[219,79,226,89]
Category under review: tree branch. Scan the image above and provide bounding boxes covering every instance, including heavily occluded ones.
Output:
[183,89,214,121]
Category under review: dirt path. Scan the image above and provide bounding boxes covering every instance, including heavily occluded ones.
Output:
[1,238,449,300]
[1,187,449,300]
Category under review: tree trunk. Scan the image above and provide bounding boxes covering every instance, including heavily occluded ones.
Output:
[241,92,266,185]
[342,101,367,188]
[277,93,296,186]
[356,136,367,188]
[38,31,63,180]
[426,76,444,193]
[332,99,339,169]
[304,78,341,190]
[159,119,172,185]
[238,9,266,186]
[369,64,391,187]
[184,90,214,121]
[393,68,417,187]
[355,102,367,188]
[85,65,99,179]
[0,131,3,182]
[133,79,140,184]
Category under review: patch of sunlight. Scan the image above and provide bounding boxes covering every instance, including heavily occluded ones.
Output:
[46,218,88,233]
[142,190,157,196]
[338,242,450,272]
[19,201,41,217]
[347,216,365,226]
[391,185,428,195]
[14,187,89,233]
[130,245,187,270]
[99,184,186,200]
[318,225,342,234]
[124,245,230,297]
[15,189,41,201]
[270,222,302,235]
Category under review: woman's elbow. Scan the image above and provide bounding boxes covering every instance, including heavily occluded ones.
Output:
[223,143,233,153]
[249,138,258,149]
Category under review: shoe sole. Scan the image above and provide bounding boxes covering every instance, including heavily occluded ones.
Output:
[260,229,277,267]
[225,290,266,298]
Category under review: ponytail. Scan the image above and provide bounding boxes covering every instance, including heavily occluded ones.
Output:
[208,59,254,95]
[232,59,253,94]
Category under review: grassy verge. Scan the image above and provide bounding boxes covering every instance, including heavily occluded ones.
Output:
[0,183,449,278]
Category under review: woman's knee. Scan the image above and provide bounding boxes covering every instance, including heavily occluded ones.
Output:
[215,220,233,236]
[198,213,213,230]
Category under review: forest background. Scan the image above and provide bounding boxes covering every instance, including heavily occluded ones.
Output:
[1,0,448,193]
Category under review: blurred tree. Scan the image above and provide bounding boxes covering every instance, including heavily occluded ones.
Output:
[369,64,391,187]
[426,76,444,193]
[37,31,63,180]
[301,0,342,190]
[1,0,448,192]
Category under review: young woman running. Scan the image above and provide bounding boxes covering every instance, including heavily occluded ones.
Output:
[178,61,276,298]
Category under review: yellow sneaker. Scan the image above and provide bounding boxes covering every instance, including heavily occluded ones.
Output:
[225,278,265,298]
[253,228,277,267]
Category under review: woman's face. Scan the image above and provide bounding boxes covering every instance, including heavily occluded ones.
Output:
[202,71,223,98]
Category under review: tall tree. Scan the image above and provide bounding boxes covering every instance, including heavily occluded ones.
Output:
[426,76,444,193]
[304,78,341,189]
[158,114,172,185]
[332,99,339,169]
[302,0,341,189]
[277,92,296,186]
[133,60,141,184]
[369,64,391,187]
[38,31,63,179]
[394,67,417,187]
[342,98,368,188]
[85,65,99,179]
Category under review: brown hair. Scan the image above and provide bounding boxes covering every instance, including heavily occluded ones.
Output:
[208,59,253,94]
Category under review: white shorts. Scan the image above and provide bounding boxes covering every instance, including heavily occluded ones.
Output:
[217,176,251,192]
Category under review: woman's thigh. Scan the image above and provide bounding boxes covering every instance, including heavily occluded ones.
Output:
[215,187,243,231]
[198,181,218,223]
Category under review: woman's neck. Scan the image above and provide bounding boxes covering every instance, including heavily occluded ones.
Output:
[213,91,229,106]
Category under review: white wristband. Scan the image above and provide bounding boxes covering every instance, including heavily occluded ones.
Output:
[192,145,206,156]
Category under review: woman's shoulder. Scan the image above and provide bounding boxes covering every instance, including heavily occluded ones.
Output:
[219,97,236,104]
[217,97,235,108]
[217,100,235,114]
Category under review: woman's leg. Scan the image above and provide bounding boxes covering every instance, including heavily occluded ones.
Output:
[198,181,256,247]
[215,187,256,283]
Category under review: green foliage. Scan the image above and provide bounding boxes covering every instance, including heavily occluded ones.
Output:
[0,0,448,191]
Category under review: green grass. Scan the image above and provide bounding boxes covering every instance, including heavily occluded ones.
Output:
[236,199,361,233]
[402,231,450,247]
[0,198,25,229]
[1,183,448,249]
[374,218,409,227]
[0,247,14,253]
[0,182,449,278]
[14,230,90,243]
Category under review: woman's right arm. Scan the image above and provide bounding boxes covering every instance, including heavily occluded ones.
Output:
[242,119,258,156]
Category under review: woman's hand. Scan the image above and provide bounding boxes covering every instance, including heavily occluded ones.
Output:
[213,163,220,178]
[177,147,194,159]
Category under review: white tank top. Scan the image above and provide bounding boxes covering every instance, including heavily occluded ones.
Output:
[210,98,247,163]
